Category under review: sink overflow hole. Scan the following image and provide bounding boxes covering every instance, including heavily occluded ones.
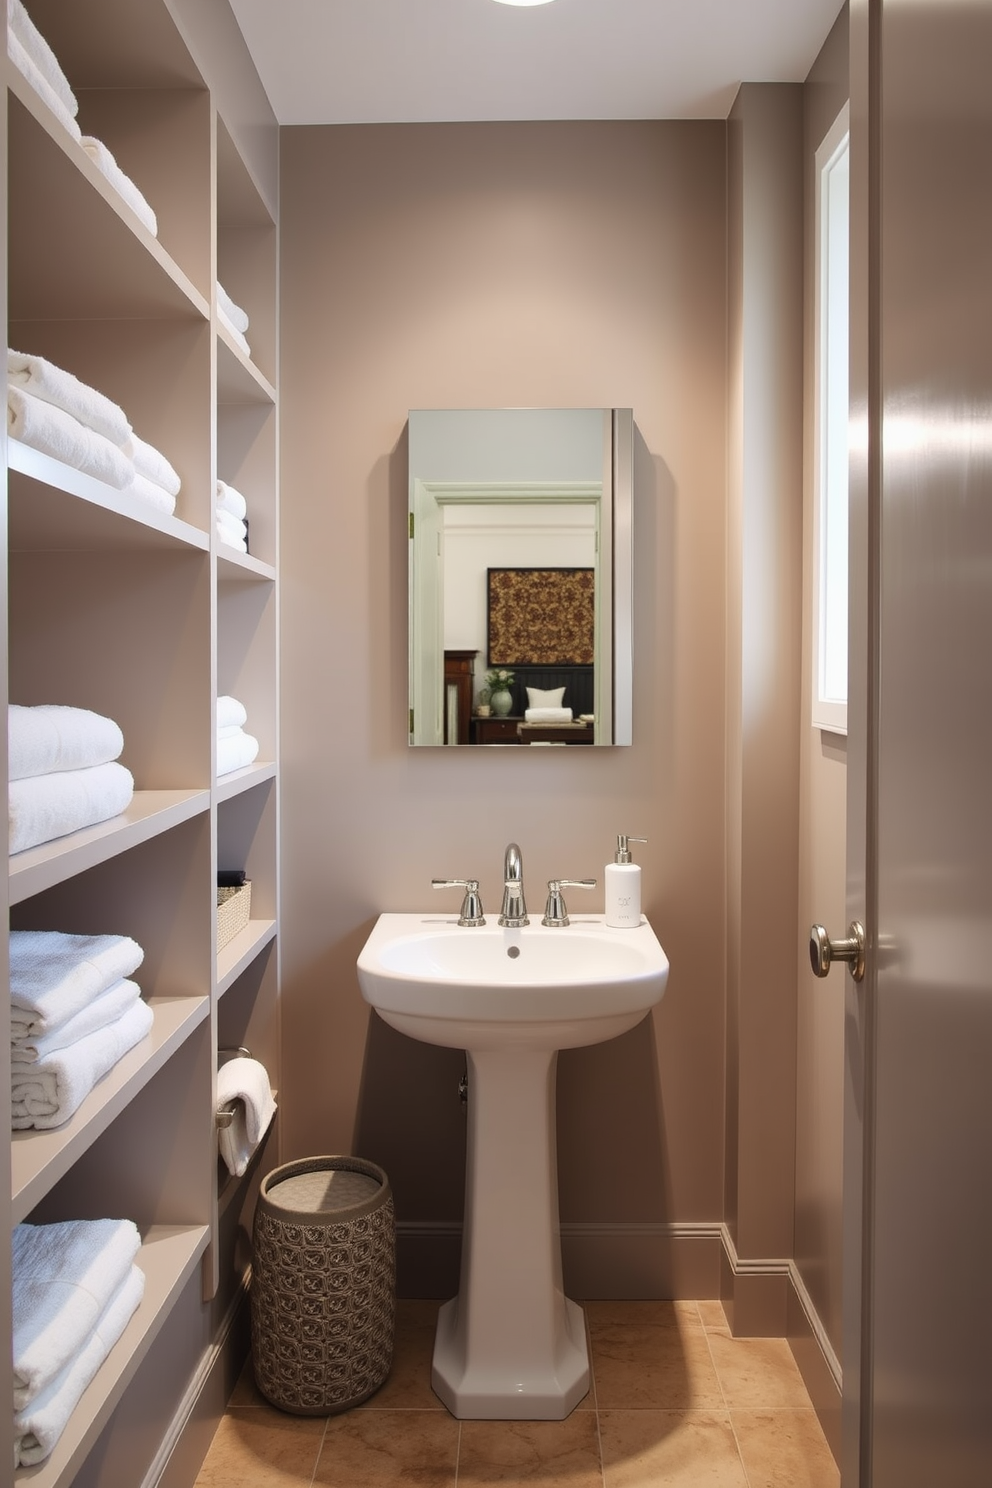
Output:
[506,945,521,959]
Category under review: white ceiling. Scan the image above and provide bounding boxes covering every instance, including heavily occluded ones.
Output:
[227,0,843,127]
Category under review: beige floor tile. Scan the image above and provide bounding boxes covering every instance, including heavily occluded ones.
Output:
[457,1414,603,1486]
[705,1332,812,1409]
[227,1355,268,1409]
[360,1299,446,1410]
[585,1300,702,1332]
[194,1408,326,1486]
[588,1307,724,1410]
[732,1408,840,1488]
[313,1409,459,1486]
[600,1409,749,1488]
[696,1300,731,1333]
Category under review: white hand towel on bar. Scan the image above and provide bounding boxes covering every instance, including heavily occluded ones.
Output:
[9,931,144,1039]
[217,695,248,731]
[12,1217,141,1409]
[13,978,142,1064]
[6,28,81,140]
[80,136,158,238]
[14,1264,144,1467]
[9,704,124,782]
[124,469,177,517]
[8,387,134,490]
[216,283,250,335]
[11,997,154,1129]
[7,0,78,119]
[9,760,135,855]
[216,479,248,521]
[124,432,181,496]
[8,349,131,447]
[217,1056,276,1177]
[523,708,574,723]
[217,729,260,777]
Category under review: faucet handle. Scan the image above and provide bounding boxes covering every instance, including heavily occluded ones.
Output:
[542,878,596,928]
[432,878,486,927]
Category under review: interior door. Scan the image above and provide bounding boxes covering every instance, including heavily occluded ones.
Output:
[841,2,992,1484]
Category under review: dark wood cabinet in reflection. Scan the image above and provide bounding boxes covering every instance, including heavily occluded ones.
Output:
[443,650,478,744]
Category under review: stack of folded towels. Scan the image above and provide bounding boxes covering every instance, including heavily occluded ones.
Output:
[8,349,182,514]
[216,479,249,553]
[216,283,252,358]
[217,695,260,776]
[9,704,135,856]
[12,1217,145,1467]
[216,1054,277,1177]
[6,0,158,235]
[522,686,573,724]
[10,929,151,1130]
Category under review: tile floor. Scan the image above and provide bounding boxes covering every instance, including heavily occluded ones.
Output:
[195,1299,840,1487]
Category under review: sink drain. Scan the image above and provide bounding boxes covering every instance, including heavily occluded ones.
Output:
[506,944,521,959]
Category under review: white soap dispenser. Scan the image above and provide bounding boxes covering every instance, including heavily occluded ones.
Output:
[605,835,646,928]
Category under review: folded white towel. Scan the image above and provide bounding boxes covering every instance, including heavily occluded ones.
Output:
[9,760,135,855]
[523,708,574,723]
[217,695,248,731]
[12,1217,141,1409]
[217,729,260,777]
[217,1057,276,1177]
[216,479,248,521]
[7,28,81,141]
[13,978,142,1064]
[124,469,177,517]
[9,704,124,782]
[217,724,246,742]
[80,136,158,238]
[216,283,250,335]
[216,525,247,554]
[14,1263,144,1466]
[217,304,252,359]
[11,997,154,1129]
[8,349,131,447]
[125,432,181,497]
[8,387,134,490]
[216,509,248,551]
[7,0,77,118]
[10,931,144,1038]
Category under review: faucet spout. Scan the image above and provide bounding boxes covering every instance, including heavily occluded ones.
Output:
[498,842,529,927]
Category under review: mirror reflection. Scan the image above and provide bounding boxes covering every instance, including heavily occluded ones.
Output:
[408,408,632,747]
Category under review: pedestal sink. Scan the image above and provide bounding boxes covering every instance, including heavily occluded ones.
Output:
[357,912,670,1420]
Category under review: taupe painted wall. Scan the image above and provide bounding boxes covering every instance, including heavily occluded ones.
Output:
[278,121,729,1293]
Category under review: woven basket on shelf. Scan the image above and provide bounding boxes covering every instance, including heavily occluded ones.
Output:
[217,881,251,951]
[251,1155,396,1415]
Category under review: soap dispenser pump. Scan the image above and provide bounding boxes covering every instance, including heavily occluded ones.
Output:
[605,835,646,928]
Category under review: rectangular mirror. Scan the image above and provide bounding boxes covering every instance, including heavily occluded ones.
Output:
[408,408,632,747]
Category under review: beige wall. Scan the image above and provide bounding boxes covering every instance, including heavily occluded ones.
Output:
[278,121,729,1294]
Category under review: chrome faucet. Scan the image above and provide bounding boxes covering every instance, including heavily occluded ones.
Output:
[498,842,529,927]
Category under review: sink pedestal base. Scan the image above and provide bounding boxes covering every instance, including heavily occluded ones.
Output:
[430,1046,590,1419]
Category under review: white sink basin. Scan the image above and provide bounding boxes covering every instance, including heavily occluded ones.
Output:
[356,909,670,1422]
[357,913,670,1050]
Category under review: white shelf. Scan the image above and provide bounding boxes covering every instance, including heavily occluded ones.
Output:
[8,790,210,905]
[14,1224,210,1488]
[217,547,276,584]
[217,919,277,998]
[216,329,276,405]
[11,996,210,1224]
[215,761,277,803]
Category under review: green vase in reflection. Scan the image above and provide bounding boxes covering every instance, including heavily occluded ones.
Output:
[490,689,513,717]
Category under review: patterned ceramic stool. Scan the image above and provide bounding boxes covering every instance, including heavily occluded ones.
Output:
[251,1155,395,1414]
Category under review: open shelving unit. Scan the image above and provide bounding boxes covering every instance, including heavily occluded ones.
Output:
[2,2,280,1483]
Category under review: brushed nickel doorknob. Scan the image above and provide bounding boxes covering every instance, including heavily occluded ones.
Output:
[809,921,866,982]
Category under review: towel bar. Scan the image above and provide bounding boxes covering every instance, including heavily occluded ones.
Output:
[216,1046,252,1129]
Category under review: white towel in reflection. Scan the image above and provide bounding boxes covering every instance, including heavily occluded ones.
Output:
[9,931,145,1040]
[7,0,77,117]
[14,1264,144,1466]
[80,136,158,237]
[9,704,124,782]
[523,708,574,724]
[124,469,177,516]
[7,28,81,140]
[217,1057,276,1177]
[8,387,134,489]
[9,760,135,855]
[216,728,259,777]
[217,695,248,731]
[216,479,248,521]
[125,432,181,497]
[8,349,131,447]
[12,1217,141,1409]
[13,978,142,1063]
[216,283,250,335]
[216,508,248,551]
[11,997,153,1128]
